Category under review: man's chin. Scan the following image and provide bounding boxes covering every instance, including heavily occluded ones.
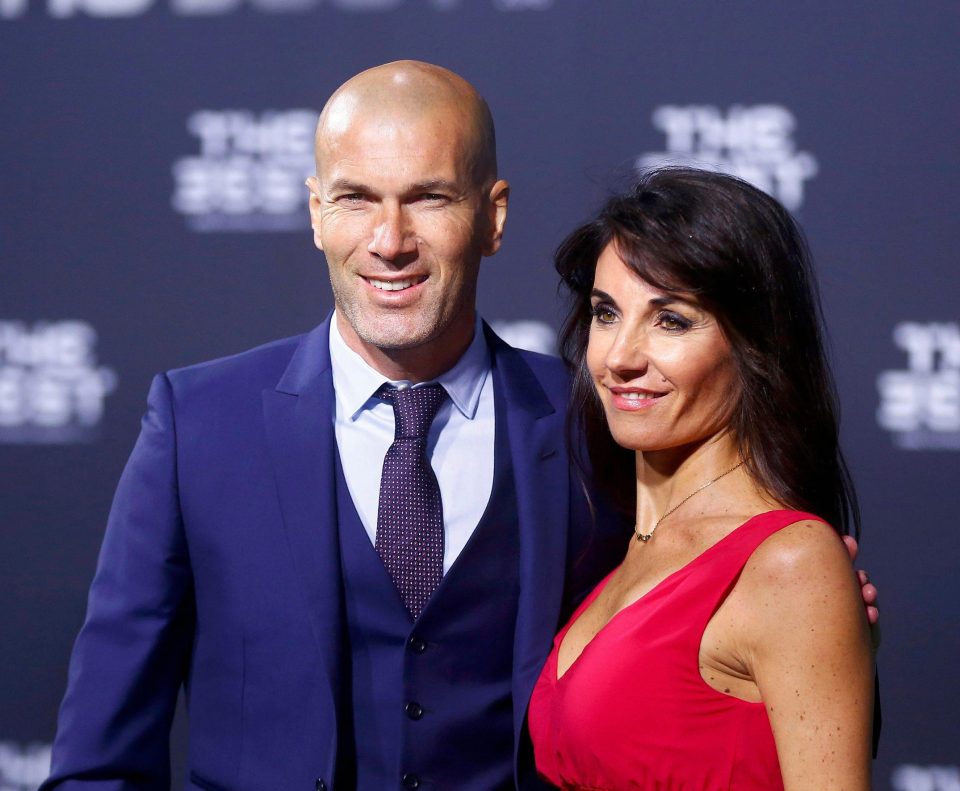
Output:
[340,302,471,361]
[353,321,439,354]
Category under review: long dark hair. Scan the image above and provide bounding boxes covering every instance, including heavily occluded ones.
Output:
[556,168,859,537]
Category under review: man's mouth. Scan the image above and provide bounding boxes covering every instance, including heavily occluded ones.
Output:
[365,276,428,292]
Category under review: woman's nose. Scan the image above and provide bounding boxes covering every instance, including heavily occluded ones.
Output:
[605,326,649,378]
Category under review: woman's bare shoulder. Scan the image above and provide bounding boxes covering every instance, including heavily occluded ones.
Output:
[731,517,863,638]
[742,517,853,589]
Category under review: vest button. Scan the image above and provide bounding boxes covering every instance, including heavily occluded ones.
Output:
[407,635,427,654]
[405,701,424,720]
[315,779,327,791]
[402,772,420,789]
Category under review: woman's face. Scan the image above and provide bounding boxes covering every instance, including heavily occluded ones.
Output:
[586,243,739,454]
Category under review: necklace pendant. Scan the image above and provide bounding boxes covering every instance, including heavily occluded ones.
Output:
[632,460,744,547]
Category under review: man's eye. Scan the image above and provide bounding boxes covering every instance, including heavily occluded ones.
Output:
[419,193,446,202]
[338,193,365,203]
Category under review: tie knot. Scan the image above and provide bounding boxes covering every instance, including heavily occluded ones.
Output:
[377,384,448,440]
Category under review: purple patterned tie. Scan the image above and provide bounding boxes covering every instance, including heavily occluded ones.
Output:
[375,384,448,618]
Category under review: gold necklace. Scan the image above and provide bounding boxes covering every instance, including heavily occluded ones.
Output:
[634,460,745,544]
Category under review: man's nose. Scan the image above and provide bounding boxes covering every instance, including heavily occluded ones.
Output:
[368,203,418,262]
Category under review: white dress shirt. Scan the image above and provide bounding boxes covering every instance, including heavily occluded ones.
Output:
[329,313,496,574]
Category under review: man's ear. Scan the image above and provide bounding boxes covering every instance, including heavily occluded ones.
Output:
[482,179,510,257]
[306,176,324,251]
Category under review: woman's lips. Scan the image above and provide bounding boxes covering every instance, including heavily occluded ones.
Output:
[608,387,668,411]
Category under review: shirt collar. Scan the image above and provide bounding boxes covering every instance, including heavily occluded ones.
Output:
[328,312,490,421]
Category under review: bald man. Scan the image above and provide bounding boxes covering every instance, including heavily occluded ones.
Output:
[41,61,626,791]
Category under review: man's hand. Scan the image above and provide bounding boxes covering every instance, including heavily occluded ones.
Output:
[842,535,879,626]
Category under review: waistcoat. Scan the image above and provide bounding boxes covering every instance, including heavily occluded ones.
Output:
[335,377,521,791]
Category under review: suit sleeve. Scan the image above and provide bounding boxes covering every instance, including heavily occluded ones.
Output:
[42,373,195,790]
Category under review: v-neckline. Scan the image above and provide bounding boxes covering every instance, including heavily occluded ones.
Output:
[555,511,773,682]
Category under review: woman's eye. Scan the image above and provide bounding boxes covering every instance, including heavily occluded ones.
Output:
[590,305,617,324]
[656,311,692,332]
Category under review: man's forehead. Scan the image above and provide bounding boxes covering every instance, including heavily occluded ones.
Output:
[319,110,474,175]
[319,149,467,194]
[320,91,362,139]
[321,103,472,149]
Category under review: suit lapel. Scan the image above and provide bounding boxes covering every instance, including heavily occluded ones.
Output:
[485,327,571,749]
[261,317,342,769]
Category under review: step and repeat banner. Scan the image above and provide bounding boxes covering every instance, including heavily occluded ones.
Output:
[2,2,958,788]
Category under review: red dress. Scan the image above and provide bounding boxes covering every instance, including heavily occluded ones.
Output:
[529,510,823,790]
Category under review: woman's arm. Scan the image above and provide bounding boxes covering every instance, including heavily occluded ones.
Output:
[739,519,874,791]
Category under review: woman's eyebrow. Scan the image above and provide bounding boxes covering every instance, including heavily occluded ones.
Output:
[591,288,700,309]
[590,288,616,303]
[649,294,699,309]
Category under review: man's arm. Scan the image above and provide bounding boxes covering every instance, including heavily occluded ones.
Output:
[42,374,194,790]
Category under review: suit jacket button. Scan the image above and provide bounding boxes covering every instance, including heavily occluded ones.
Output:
[405,701,424,720]
[407,635,427,654]
[402,773,420,789]
[315,779,327,791]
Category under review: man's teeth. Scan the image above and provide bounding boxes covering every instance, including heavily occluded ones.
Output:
[369,277,421,291]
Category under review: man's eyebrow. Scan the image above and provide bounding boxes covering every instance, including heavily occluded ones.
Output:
[325,178,463,196]
[326,178,373,195]
[407,179,461,194]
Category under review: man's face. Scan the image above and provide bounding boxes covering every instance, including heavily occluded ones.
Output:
[309,108,507,366]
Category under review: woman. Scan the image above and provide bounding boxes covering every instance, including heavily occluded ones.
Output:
[528,168,874,790]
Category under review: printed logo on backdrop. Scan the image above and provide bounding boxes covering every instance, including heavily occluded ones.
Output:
[0,741,51,791]
[892,764,960,791]
[877,322,960,450]
[172,110,317,232]
[0,320,117,444]
[1,0,550,19]
[637,105,818,211]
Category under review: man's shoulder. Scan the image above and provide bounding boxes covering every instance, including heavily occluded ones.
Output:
[512,346,569,384]
[490,334,571,403]
[163,329,316,401]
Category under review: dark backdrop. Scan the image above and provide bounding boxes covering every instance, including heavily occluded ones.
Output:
[2,2,958,789]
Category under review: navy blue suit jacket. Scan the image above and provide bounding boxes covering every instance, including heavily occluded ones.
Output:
[43,318,625,790]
